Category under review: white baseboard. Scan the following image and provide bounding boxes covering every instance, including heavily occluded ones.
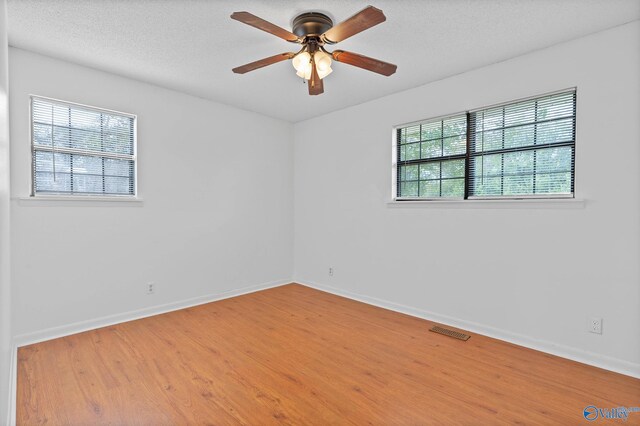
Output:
[13,279,291,348]
[7,344,16,426]
[297,279,640,379]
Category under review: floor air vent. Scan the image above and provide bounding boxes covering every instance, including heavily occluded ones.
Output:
[429,325,471,341]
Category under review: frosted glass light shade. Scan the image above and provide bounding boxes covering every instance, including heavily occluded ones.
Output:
[292,50,333,80]
[292,51,312,80]
[314,51,333,79]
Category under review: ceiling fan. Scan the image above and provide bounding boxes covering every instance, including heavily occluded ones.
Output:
[231,6,397,96]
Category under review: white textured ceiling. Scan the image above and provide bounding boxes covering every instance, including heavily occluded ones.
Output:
[7,0,640,122]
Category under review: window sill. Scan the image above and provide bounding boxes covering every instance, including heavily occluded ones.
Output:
[386,197,585,209]
[15,195,144,206]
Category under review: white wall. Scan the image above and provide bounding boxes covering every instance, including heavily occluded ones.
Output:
[0,0,12,421]
[10,48,294,340]
[294,21,640,376]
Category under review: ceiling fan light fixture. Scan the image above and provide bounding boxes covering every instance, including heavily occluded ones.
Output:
[292,50,332,80]
[231,6,397,95]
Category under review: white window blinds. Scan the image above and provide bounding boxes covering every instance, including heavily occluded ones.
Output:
[31,96,136,196]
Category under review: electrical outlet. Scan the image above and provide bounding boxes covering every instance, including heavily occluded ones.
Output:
[146,282,155,295]
[328,267,334,277]
[589,317,602,334]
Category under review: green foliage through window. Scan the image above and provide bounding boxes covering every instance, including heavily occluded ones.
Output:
[397,115,467,198]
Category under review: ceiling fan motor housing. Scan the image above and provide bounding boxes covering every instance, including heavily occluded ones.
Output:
[292,12,333,38]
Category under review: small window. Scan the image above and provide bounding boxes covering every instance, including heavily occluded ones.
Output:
[31,96,136,197]
[394,90,576,200]
[396,115,467,198]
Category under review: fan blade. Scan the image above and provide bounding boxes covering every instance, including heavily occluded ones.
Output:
[332,50,397,76]
[308,58,324,95]
[232,53,295,74]
[321,6,386,44]
[231,11,300,42]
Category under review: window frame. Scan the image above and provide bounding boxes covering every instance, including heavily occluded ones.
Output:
[29,95,138,198]
[392,88,576,202]
[394,113,468,200]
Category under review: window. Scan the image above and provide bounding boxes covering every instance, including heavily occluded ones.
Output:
[31,96,136,197]
[394,90,576,200]
[396,115,467,198]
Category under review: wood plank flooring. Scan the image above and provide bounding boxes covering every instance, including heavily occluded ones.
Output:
[17,284,640,425]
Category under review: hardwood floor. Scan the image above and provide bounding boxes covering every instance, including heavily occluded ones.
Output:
[17,284,640,425]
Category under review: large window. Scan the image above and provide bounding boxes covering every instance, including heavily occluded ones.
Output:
[395,90,576,200]
[31,96,136,197]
